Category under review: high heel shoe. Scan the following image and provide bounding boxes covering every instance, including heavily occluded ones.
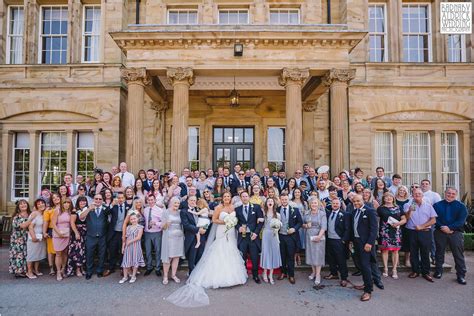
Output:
[129,276,137,283]
[171,275,181,283]
[314,275,321,286]
[392,270,399,279]
[269,276,275,285]
[119,276,128,284]
[56,274,63,281]
[382,269,389,277]
[262,274,269,283]
[162,278,169,285]
[308,273,315,280]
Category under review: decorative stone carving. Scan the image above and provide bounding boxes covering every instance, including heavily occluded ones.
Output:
[166,67,194,86]
[322,68,356,86]
[120,67,151,86]
[303,101,318,112]
[278,67,310,86]
[150,101,169,113]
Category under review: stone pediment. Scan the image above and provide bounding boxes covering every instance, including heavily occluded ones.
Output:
[370,110,469,121]
[1,110,97,122]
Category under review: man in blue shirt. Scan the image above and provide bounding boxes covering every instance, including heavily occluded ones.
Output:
[433,187,468,285]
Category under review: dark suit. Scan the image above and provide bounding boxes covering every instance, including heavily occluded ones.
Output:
[260,176,271,188]
[84,205,110,275]
[143,179,154,192]
[222,176,233,189]
[350,205,381,293]
[231,179,249,196]
[306,176,318,192]
[235,203,264,278]
[180,207,206,273]
[325,209,350,280]
[107,203,131,270]
[277,205,303,277]
[276,178,288,193]
[179,184,201,199]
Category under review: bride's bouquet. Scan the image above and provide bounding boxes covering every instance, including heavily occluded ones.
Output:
[224,214,238,241]
[269,218,282,243]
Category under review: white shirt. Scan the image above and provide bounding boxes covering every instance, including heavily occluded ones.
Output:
[423,190,441,205]
[118,171,135,188]
[388,185,400,196]
[317,189,329,201]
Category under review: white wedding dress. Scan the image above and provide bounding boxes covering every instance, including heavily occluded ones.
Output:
[167,211,248,307]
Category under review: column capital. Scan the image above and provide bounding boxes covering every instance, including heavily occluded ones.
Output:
[303,101,318,112]
[278,67,310,87]
[151,101,169,113]
[120,67,151,86]
[166,67,194,86]
[322,68,356,87]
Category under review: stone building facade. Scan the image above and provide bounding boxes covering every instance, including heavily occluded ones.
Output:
[0,0,472,214]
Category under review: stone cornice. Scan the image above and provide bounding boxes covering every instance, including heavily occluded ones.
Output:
[322,68,356,86]
[278,67,310,86]
[166,67,195,86]
[120,67,151,86]
[303,101,318,112]
[151,101,169,113]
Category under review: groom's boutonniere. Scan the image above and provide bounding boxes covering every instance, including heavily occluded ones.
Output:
[361,207,367,219]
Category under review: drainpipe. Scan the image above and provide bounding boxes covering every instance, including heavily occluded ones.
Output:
[136,0,141,24]
[327,0,331,24]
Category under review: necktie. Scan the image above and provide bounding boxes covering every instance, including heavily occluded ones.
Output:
[244,205,248,221]
[354,208,361,235]
[148,207,152,229]
[284,207,288,219]
[96,207,100,217]
[224,177,228,187]
[331,212,336,221]
[119,205,123,215]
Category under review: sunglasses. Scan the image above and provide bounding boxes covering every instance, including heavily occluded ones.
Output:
[411,186,419,189]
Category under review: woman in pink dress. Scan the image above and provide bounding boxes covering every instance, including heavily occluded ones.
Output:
[52,197,72,281]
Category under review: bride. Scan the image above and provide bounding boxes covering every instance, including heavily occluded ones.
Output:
[167,192,248,307]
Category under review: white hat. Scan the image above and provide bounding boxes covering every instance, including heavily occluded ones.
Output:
[317,165,330,174]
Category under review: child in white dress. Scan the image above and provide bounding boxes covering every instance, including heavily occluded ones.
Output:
[189,199,211,248]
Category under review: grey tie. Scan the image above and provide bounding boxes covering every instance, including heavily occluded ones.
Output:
[354,209,361,237]
[244,205,248,221]
[96,207,100,217]
[284,207,288,220]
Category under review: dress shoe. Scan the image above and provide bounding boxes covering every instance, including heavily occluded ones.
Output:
[353,284,365,291]
[324,274,339,280]
[103,270,111,277]
[85,274,92,280]
[155,270,162,277]
[433,272,442,279]
[374,281,384,290]
[360,292,371,302]
[144,269,153,276]
[289,277,295,284]
[253,276,261,284]
[340,280,348,287]
[408,272,419,278]
[352,270,362,276]
[97,273,104,278]
[422,274,434,283]
[457,277,467,285]
[277,274,287,280]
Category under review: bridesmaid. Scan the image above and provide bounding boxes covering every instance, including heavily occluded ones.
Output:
[66,196,88,277]
[161,197,185,285]
[304,196,327,286]
[290,188,308,266]
[43,192,60,276]
[9,199,32,278]
[26,198,47,279]
[119,213,145,284]
[260,197,282,285]
[52,198,72,281]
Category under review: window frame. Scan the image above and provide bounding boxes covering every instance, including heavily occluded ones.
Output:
[38,5,69,65]
[75,132,95,180]
[269,8,301,25]
[167,8,198,25]
[81,5,101,63]
[218,8,250,25]
[38,131,68,193]
[402,131,432,185]
[368,3,389,62]
[402,2,432,63]
[6,5,25,65]
[188,126,200,170]
[441,131,460,193]
[267,126,286,173]
[11,132,30,200]
[374,131,394,177]
[446,34,466,62]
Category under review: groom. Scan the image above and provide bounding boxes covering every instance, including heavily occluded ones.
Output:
[180,195,207,273]
[235,191,264,283]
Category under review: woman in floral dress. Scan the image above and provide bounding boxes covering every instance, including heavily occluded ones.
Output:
[9,199,32,278]
[66,196,88,277]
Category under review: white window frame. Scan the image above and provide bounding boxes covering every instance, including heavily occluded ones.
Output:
[218,9,250,25]
[269,8,300,25]
[167,9,198,25]
[81,5,101,63]
[441,131,460,193]
[368,3,388,62]
[6,5,24,65]
[76,132,95,179]
[402,131,432,185]
[38,5,69,64]
[374,131,394,177]
[11,132,30,200]
[267,127,286,172]
[446,34,466,62]
[38,131,68,193]
[402,3,432,62]
[188,126,200,170]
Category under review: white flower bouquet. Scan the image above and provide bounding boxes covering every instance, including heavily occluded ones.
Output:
[269,218,282,242]
[224,214,238,234]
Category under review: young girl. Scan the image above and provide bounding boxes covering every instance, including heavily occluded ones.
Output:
[260,197,281,284]
[189,199,211,248]
[120,214,145,284]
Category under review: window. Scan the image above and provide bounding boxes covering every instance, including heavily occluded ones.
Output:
[39,6,68,64]
[219,9,249,24]
[39,132,67,193]
[168,9,198,25]
[447,34,466,62]
[374,132,393,177]
[82,6,101,63]
[189,127,199,170]
[402,132,431,186]
[12,133,30,199]
[441,132,459,192]
[267,127,285,172]
[269,9,300,25]
[6,6,24,64]
[368,4,388,62]
[76,132,94,179]
[402,4,431,62]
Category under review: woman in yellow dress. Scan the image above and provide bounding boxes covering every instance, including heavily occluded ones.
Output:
[249,184,264,208]
[43,192,60,275]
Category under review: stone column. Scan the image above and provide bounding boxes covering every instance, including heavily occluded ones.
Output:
[323,68,356,174]
[121,67,151,173]
[151,101,169,173]
[279,67,309,176]
[167,67,194,173]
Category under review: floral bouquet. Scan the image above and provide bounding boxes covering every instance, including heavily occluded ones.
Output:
[224,214,238,234]
[270,218,282,242]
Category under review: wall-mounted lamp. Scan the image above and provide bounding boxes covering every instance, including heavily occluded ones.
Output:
[234,43,243,57]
